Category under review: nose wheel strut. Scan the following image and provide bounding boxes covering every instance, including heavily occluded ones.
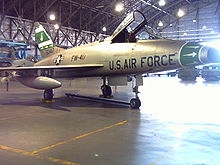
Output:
[101,76,142,109]
[130,86,141,109]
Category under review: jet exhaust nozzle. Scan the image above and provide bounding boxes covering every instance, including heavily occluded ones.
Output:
[199,46,220,64]
[207,47,220,63]
[15,76,62,90]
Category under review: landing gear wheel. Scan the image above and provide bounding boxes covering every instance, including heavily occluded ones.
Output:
[130,98,141,109]
[101,85,112,97]
[44,89,54,100]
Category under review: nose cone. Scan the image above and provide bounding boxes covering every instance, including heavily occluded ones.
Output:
[207,47,220,63]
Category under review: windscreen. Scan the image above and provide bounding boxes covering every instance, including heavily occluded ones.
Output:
[126,11,145,33]
[111,11,147,43]
[111,12,134,40]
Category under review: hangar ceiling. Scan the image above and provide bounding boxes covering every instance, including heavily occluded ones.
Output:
[0,0,219,46]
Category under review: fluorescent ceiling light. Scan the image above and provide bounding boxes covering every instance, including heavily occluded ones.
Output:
[54,24,59,30]
[177,9,185,17]
[158,0,166,6]
[115,3,124,12]
[202,25,207,30]
[158,21,163,27]
[102,27,107,32]
[49,14,56,21]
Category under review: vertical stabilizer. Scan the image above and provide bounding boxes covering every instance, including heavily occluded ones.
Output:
[34,22,63,57]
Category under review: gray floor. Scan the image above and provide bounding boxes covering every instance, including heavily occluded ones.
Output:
[0,77,220,165]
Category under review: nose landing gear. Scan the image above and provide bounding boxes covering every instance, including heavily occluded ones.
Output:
[130,85,141,109]
[130,98,141,109]
[101,76,142,109]
[129,75,142,109]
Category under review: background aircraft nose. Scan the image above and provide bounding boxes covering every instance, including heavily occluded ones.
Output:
[207,47,220,63]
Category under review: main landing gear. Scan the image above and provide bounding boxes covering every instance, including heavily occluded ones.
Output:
[101,77,112,98]
[101,85,112,97]
[43,89,54,101]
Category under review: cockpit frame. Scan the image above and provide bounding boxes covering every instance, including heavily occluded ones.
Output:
[111,10,147,43]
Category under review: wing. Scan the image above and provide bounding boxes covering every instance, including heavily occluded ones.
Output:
[0,64,103,71]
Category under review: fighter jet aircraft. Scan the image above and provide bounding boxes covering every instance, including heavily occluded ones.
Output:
[1,10,220,109]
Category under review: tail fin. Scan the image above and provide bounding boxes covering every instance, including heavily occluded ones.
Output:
[34,22,63,57]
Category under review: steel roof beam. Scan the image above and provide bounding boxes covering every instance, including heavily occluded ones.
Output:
[61,0,116,17]
[61,0,91,26]
[36,0,58,21]
[139,0,173,16]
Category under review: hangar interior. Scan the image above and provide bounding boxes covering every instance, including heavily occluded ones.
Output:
[0,0,220,165]
[0,0,219,47]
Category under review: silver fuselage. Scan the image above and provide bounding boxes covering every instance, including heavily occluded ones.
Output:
[35,39,186,78]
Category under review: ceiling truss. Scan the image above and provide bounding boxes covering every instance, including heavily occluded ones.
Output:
[0,0,219,46]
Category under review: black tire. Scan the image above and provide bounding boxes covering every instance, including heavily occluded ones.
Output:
[44,89,54,100]
[130,98,141,109]
[101,85,112,97]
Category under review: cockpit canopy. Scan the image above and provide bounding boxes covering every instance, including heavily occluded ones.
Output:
[111,10,147,43]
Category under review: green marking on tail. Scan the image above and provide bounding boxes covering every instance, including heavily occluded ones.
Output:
[34,22,64,57]
[35,31,50,43]
[35,23,54,50]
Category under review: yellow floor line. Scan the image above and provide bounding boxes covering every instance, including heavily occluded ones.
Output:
[0,116,18,121]
[0,112,39,121]
[0,145,79,165]
[31,120,128,154]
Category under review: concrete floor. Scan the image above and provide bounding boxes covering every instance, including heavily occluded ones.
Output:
[0,76,220,165]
